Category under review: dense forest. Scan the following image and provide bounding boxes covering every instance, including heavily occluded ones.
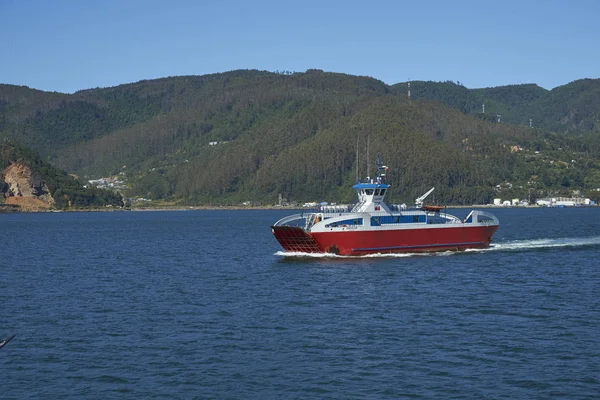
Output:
[396,79,600,135]
[1,70,600,206]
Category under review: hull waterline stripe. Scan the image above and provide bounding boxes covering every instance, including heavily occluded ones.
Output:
[352,241,486,252]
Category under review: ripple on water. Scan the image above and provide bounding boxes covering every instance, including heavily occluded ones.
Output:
[1,209,600,399]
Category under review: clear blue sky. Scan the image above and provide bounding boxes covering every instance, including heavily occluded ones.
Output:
[2,0,599,93]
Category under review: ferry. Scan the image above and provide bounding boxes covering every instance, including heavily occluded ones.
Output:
[271,155,499,256]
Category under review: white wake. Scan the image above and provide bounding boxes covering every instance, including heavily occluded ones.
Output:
[275,250,455,259]
[474,236,600,252]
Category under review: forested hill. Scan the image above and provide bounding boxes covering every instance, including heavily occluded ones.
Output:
[0,140,123,209]
[393,79,600,134]
[1,70,600,206]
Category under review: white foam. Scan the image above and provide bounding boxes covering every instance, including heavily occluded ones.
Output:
[275,250,449,259]
[274,251,345,258]
[470,236,600,252]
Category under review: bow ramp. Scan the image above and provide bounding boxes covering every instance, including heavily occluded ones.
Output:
[271,225,323,253]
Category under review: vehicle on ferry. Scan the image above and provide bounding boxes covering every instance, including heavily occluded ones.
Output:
[271,155,499,256]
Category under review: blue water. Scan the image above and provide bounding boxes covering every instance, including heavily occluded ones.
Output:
[1,208,599,399]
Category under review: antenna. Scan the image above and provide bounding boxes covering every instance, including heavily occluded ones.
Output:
[408,80,411,100]
[482,103,485,113]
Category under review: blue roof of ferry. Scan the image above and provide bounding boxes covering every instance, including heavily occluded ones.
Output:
[352,182,390,190]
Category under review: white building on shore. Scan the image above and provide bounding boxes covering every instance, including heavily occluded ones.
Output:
[536,197,593,207]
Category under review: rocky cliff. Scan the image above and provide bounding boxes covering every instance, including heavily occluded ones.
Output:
[1,162,55,210]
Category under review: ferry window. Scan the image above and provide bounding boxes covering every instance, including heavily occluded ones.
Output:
[378,216,395,224]
[365,189,374,196]
[326,218,363,228]
[413,216,419,223]
[374,189,380,196]
[380,189,386,196]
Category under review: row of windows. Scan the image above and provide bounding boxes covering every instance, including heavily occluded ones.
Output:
[324,214,449,228]
[362,188,386,196]
[325,218,363,228]
[371,215,427,226]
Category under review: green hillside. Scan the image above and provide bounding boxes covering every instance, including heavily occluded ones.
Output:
[0,140,124,209]
[394,79,600,134]
[1,70,600,206]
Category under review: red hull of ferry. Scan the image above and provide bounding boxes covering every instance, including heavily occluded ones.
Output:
[272,225,499,256]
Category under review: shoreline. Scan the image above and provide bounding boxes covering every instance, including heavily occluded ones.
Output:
[2,203,598,213]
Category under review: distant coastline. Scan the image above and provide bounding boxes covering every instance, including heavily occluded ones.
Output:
[3,202,598,214]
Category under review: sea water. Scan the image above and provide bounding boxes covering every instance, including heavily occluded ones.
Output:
[1,208,599,399]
